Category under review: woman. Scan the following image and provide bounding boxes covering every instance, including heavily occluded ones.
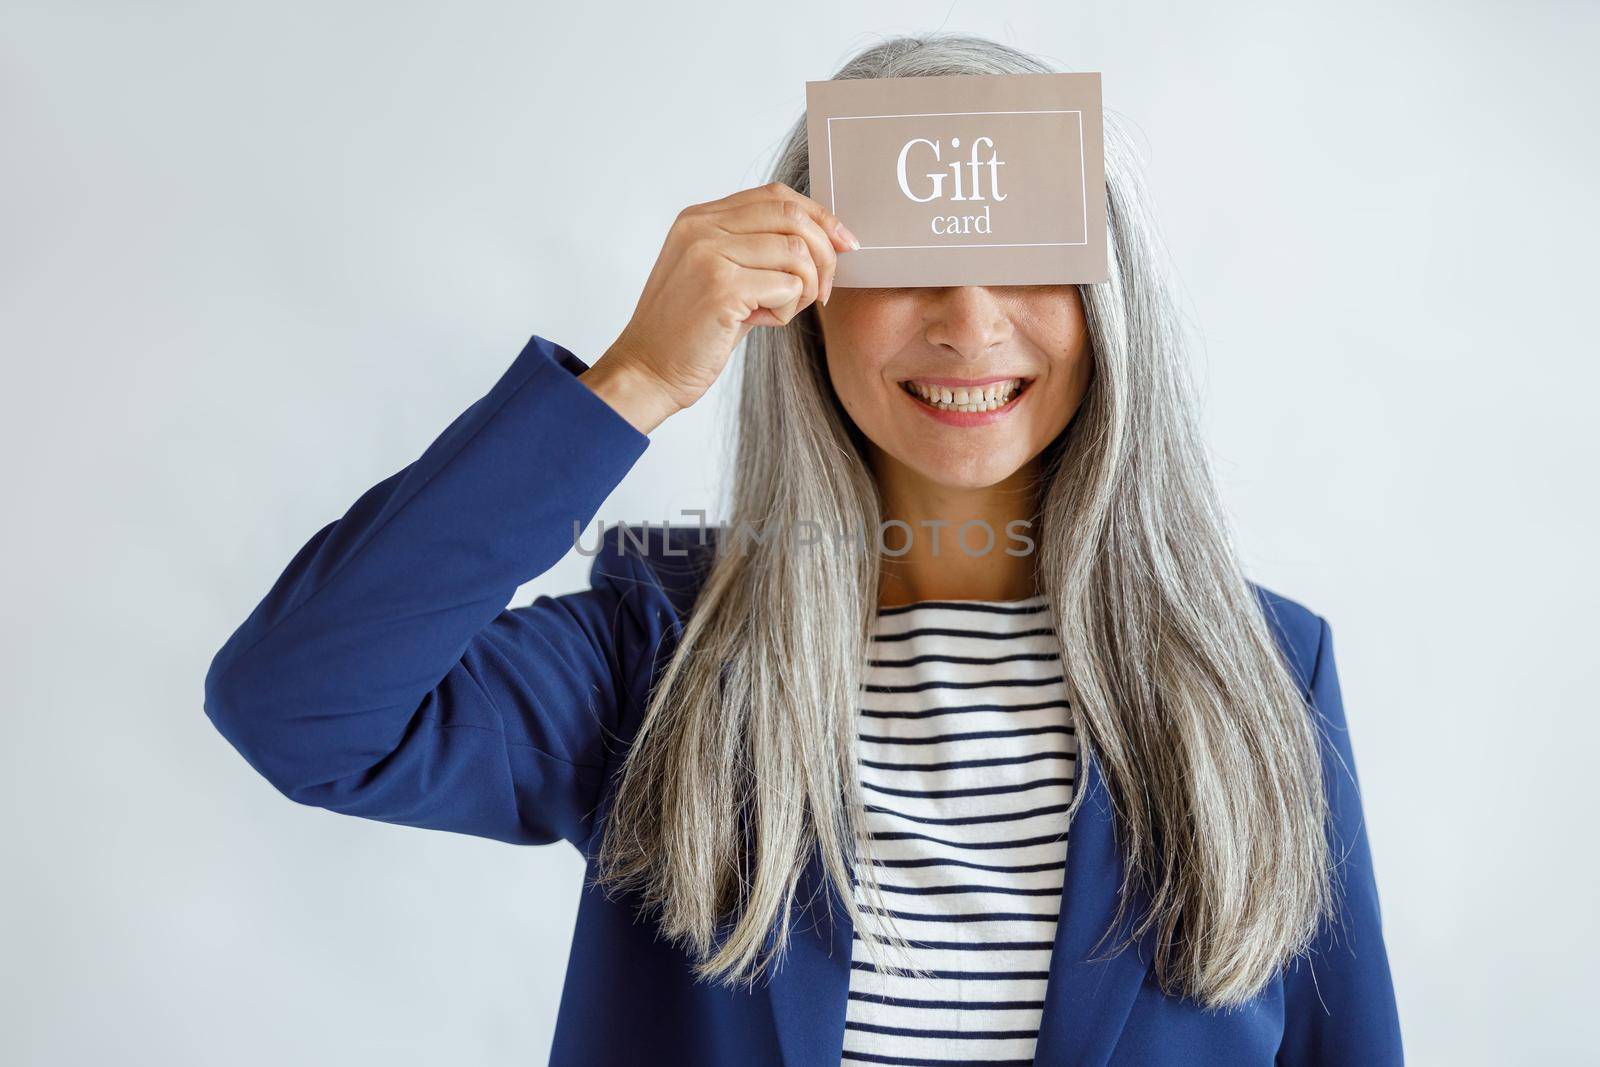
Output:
[204,33,1402,1067]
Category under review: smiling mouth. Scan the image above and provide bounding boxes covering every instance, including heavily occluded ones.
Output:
[900,377,1033,414]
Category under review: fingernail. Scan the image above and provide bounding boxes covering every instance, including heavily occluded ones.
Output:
[834,221,861,251]
[821,274,834,305]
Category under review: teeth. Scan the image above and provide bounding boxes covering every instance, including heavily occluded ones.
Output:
[905,378,1025,413]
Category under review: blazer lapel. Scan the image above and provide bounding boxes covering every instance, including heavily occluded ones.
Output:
[1032,742,1155,1065]
[765,845,853,1067]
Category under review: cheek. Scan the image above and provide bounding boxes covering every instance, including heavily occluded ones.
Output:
[1039,353,1093,432]
[821,303,919,402]
[826,348,894,421]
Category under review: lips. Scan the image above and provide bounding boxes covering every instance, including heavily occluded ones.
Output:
[900,377,1032,414]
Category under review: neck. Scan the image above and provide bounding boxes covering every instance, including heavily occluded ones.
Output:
[871,449,1043,609]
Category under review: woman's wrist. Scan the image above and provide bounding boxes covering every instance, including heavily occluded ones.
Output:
[579,346,684,435]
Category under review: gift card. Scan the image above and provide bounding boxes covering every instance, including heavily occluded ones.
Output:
[806,71,1107,287]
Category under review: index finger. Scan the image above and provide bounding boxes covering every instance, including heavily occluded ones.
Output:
[723,182,861,253]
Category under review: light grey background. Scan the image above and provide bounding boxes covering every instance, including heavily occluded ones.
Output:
[5,3,1595,1064]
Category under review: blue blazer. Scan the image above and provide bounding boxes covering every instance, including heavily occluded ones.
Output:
[204,333,1403,1065]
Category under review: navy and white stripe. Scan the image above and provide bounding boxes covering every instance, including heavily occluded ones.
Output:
[842,595,1077,1067]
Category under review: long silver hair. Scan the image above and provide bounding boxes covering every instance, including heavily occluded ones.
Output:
[593,32,1333,1009]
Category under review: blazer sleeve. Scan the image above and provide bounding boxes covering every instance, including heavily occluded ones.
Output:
[1278,615,1405,1065]
[202,333,650,852]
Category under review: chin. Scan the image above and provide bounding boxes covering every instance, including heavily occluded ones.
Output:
[915,456,1025,491]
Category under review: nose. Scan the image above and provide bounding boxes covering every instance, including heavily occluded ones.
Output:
[921,286,1014,362]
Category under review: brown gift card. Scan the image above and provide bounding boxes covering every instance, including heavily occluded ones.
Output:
[806,71,1107,287]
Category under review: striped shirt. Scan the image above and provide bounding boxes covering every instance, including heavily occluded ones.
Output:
[842,594,1078,1067]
